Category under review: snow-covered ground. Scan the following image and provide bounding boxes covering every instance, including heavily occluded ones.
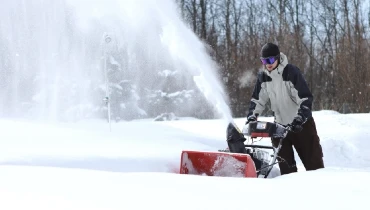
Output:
[1,110,370,209]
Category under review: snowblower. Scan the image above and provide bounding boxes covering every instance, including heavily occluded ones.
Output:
[179,120,292,178]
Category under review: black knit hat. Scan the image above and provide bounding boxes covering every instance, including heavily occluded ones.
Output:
[261,43,280,58]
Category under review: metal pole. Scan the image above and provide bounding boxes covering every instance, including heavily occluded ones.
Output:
[103,33,112,132]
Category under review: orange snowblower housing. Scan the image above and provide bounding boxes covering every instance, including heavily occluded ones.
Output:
[180,150,257,178]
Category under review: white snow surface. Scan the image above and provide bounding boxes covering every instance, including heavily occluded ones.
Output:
[1,110,370,209]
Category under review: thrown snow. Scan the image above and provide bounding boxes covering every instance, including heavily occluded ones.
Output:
[212,154,246,177]
[0,110,370,209]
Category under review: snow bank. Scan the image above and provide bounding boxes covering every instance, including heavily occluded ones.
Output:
[0,111,370,209]
[0,165,369,210]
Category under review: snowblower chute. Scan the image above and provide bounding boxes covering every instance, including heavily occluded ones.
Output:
[180,150,257,178]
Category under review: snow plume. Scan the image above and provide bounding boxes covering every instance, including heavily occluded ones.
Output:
[0,0,233,122]
[157,6,233,122]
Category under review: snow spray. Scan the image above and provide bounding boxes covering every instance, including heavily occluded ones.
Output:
[0,0,234,123]
[87,0,234,122]
[154,1,234,122]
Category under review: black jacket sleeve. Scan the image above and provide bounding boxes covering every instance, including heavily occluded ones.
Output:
[287,64,313,122]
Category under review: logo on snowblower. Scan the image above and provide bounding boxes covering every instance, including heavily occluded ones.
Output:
[256,122,267,129]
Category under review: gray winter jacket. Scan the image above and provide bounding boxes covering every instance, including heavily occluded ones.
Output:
[247,52,313,125]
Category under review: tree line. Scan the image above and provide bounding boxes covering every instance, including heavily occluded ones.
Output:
[176,0,370,117]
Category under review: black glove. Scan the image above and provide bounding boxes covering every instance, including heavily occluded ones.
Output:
[245,114,257,124]
[290,115,304,133]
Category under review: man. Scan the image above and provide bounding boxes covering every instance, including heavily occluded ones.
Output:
[245,42,324,175]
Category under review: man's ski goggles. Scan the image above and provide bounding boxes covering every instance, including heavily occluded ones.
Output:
[260,56,279,65]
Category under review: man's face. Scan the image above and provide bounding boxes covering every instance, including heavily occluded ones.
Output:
[265,60,278,72]
[261,55,279,72]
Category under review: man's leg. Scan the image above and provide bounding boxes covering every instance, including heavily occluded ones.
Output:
[272,134,297,175]
[292,117,324,171]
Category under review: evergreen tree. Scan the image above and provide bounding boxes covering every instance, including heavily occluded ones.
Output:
[147,69,196,121]
[98,42,146,122]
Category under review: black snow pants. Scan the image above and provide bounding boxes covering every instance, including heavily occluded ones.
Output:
[271,117,324,175]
